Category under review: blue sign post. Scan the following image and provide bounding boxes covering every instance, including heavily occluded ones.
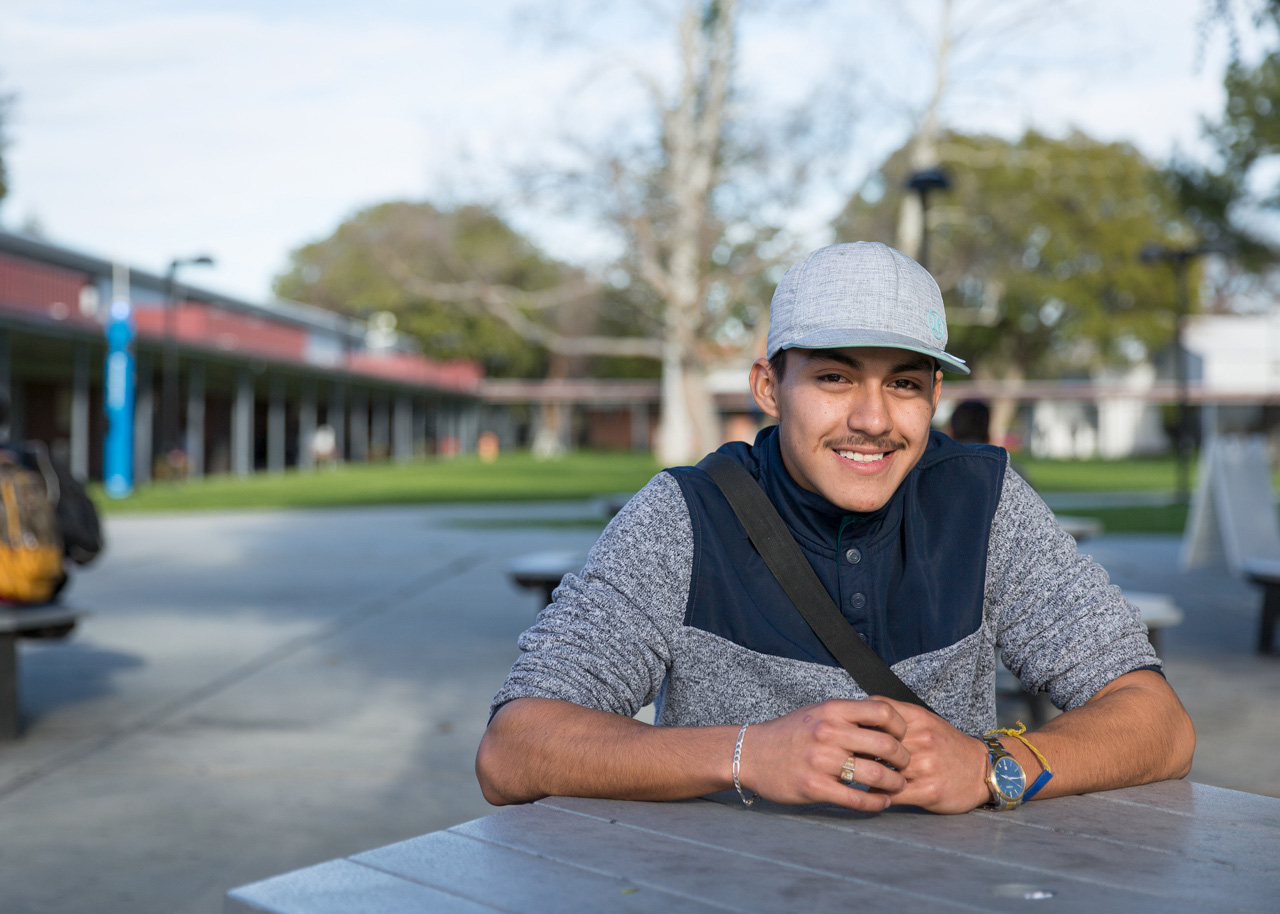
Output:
[103,297,136,498]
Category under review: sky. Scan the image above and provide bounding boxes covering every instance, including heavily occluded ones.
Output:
[0,0,1259,304]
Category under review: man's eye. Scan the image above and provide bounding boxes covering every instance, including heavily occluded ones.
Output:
[818,373,846,384]
[891,378,922,391]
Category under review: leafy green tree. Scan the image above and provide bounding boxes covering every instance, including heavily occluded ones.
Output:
[274,201,576,377]
[1173,1,1280,269]
[836,130,1188,386]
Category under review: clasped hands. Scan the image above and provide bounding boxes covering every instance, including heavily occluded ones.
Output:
[734,698,992,814]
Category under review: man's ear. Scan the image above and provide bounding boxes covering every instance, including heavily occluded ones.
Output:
[932,370,943,412]
[749,358,781,420]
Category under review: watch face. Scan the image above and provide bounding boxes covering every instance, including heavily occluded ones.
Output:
[993,756,1026,800]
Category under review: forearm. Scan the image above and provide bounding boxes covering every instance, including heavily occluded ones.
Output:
[1003,670,1195,800]
[476,697,738,805]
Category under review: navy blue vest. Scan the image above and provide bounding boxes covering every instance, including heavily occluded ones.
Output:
[668,426,1007,669]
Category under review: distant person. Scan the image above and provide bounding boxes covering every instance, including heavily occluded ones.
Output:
[948,399,1032,487]
[0,393,103,610]
[948,399,991,445]
[312,424,337,467]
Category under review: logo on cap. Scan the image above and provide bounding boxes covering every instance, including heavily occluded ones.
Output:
[926,310,946,341]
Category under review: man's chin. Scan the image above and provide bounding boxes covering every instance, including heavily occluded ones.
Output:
[825,488,892,514]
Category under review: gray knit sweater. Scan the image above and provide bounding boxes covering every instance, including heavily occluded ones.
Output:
[491,466,1158,736]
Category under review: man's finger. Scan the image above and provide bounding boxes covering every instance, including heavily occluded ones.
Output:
[840,726,911,772]
[837,756,907,794]
[822,698,910,740]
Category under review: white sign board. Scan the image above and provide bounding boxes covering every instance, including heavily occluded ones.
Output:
[1181,434,1280,573]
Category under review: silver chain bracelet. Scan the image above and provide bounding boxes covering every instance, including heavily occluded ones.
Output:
[733,723,755,806]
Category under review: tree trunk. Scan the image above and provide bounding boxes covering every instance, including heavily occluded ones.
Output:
[531,352,573,459]
[989,363,1023,448]
[895,0,953,261]
[657,339,720,465]
[652,0,734,465]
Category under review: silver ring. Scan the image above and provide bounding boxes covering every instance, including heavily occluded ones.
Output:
[839,756,857,785]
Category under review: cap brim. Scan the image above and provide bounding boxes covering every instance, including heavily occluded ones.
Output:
[779,329,970,375]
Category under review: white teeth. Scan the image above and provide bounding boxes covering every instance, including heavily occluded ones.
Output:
[837,450,886,463]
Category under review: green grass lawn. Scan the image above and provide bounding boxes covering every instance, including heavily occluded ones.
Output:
[1064,504,1191,534]
[95,451,662,514]
[1014,456,1189,492]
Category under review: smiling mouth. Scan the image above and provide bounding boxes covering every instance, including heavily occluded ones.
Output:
[836,450,889,464]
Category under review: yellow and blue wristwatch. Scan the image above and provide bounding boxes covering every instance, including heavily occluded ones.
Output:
[981,734,1029,810]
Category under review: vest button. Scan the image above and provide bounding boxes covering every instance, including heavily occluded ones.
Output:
[850,592,866,610]
[845,548,862,565]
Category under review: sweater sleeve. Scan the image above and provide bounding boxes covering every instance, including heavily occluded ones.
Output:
[489,471,694,719]
[984,466,1161,711]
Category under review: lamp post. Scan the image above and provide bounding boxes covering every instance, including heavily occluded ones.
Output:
[1139,240,1226,503]
[905,167,951,272]
[162,255,214,476]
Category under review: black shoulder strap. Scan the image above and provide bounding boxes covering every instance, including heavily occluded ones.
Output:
[697,451,932,710]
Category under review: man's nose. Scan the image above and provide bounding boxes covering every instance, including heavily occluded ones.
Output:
[846,385,892,437]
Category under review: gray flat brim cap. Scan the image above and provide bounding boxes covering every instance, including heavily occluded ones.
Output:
[766,241,970,375]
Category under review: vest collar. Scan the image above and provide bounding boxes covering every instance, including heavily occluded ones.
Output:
[736,425,905,555]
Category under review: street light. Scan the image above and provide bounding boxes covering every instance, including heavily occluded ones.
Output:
[162,254,214,476]
[905,167,951,272]
[1139,240,1229,503]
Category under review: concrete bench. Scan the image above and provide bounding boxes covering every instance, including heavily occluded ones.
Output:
[506,497,632,606]
[1055,514,1103,541]
[0,604,84,738]
[508,551,586,607]
[1242,558,1280,654]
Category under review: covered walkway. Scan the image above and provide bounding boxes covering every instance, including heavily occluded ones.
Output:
[0,230,484,485]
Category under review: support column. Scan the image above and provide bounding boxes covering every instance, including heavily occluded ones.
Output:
[413,398,427,458]
[329,381,346,462]
[371,393,389,460]
[71,342,91,480]
[438,401,456,455]
[427,399,441,454]
[393,393,412,463]
[349,389,369,463]
[0,330,10,434]
[233,368,254,477]
[460,402,481,454]
[186,360,205,479]
[134,354,153,485]
[298,380,317,472]
[631,401,650,452]
[267,376,286,473]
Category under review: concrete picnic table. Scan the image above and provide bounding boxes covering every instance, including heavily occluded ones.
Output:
[227,779,1278,913]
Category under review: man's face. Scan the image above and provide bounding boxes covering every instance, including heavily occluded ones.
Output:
[749,346,942,513]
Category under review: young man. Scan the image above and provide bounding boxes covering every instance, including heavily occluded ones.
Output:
[477,242,1194,814]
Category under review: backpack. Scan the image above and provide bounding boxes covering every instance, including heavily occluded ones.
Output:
[50,460,103,565]
[0,447,65,604]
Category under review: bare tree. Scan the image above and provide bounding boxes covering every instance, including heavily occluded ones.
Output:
[891,0,1087,262]
[374,0,837,463]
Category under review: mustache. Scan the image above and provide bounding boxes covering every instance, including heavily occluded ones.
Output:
[824,435,906,452]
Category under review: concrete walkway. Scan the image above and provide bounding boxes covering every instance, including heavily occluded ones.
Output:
[0,503,1276,914]
[0,502,606,914]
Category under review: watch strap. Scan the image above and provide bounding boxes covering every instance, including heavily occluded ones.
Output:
[981,734,1025,811]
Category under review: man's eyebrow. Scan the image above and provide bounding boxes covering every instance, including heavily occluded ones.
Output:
[807,351,934,374]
